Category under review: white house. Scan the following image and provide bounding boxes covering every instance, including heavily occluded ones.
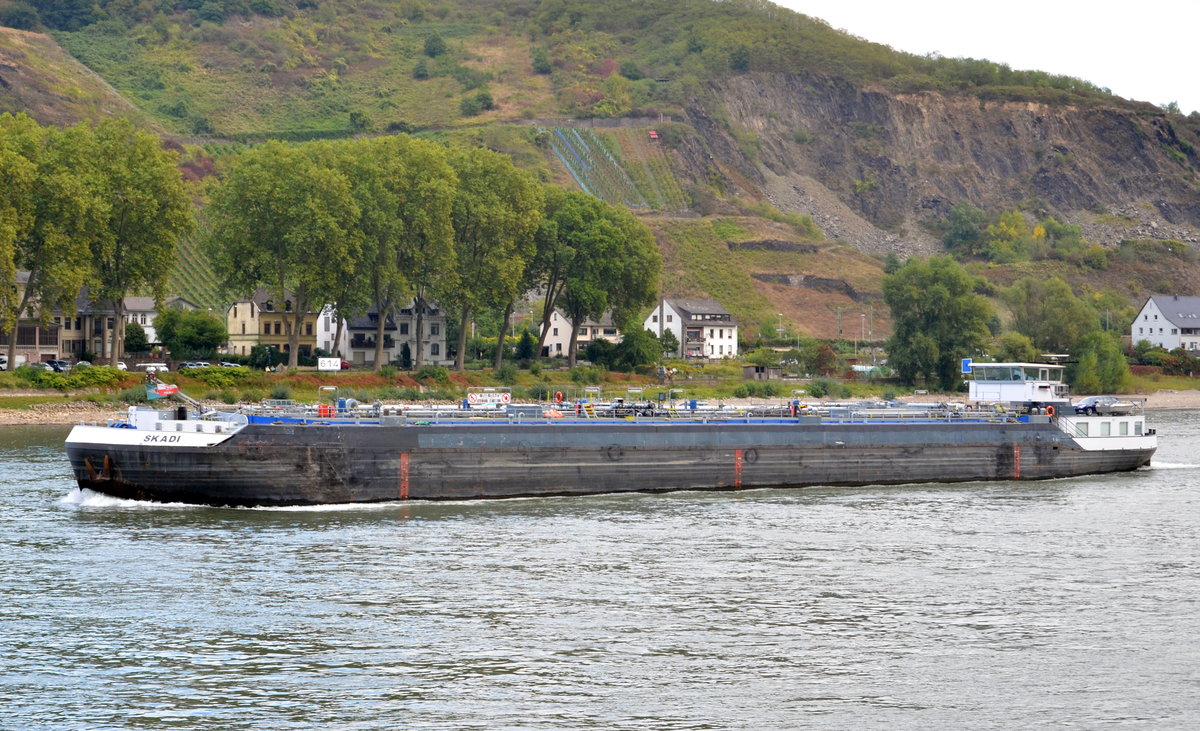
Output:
[541,310,622,357]
[644,298,739,358]
[316,304,349,357]
[1131,295,1200,351]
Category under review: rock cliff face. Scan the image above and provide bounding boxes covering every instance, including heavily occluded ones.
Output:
[685,72,1200,256]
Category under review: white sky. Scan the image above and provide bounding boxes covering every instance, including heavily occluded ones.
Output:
[774,1,1198,114]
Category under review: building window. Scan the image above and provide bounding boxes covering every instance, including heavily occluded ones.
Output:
[275,323,282,335]
[323,316,330,330]
[285,300,293,312]
[241,324,245,335]
[667,315,673,323]
[107,317,114,329]
[708,328,714,338]
[430,323,440,336]
[1172,328,1178,334]
[652,315,658,323]
[233,306,238,319]
[399,323,409,335]
[579,327,588,335]
[305,323,313,336]
[264,323,271,335]
[1139,327,1143,334]
[552,327,559,336]
[555,343,562,352]
[431,343,440,356]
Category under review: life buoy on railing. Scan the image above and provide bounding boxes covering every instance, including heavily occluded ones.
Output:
[554,391,564,403]
[1045,405,1056,417]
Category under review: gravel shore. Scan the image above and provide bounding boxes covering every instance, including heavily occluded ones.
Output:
[2,389,1197,426]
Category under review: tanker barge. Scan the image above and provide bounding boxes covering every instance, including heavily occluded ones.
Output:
[64,363,1156,506]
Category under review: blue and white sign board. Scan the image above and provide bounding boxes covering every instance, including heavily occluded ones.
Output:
[961,357,973,374]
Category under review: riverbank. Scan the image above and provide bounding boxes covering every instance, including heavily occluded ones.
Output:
[1,389,1196,426]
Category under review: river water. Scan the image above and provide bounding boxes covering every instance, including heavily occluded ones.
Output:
[2,411,1199,730]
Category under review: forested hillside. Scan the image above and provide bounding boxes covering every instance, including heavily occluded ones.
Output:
[2,0,1200,344]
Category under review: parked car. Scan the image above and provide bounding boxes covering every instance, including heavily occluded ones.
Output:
[136,363,169,374]
[341,360,352,370]
[45,359,71,372]
[74,360,91,368]
[1073,395,1135,416]
[116,361,127,371]
[218,362,243,368]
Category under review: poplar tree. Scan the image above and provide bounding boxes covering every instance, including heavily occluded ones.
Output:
[0,114,99,369]
[87,118,194,365]
[443,146,542,371]
[208,141,359,369]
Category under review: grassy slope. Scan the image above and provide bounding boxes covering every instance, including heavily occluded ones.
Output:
[0,27,151,126]
[6,1,1188,340]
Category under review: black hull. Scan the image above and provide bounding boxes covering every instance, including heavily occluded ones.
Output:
[66,420,1155,507]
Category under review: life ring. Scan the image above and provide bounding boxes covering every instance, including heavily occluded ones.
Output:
[1045,405,1055,417]
[554,391,564,403]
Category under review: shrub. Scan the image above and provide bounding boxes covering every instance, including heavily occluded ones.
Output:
[424,34,446,58]
[527,383,552,401]
[416,365,449,383]
[570,365,602,384]
[119,386,148,404]
[269,384,292,400]
[807,378,834,398]
[379,365,398,379]
[531,47,551,74]
[497,363,518,385]
[240,388,264,403]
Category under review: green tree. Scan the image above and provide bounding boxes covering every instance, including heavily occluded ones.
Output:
[993,331,1038,362]
[746,347,781,367]
[0,115,99,370]
[423,34,446,58]
[883,256,993,389]
[123,321,149,354]
[443,146,543,370]
[1068,331,1133,393]
[730,45,751,71]
[531,47,551,74]
[942,202,988,256]
[208,141,360,369]
[87,118,195,365]
[546,191,661,366]
[248,343,278,370]
[613,328,661,371]
[515,329,537,361]
[329,136,455,370]
[658,328,680,357]
[1002,276,1099,353]
[154,308,228,359]
[619,60,643,80]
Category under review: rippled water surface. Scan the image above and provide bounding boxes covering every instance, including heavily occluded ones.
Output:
[3,412,1200,729]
